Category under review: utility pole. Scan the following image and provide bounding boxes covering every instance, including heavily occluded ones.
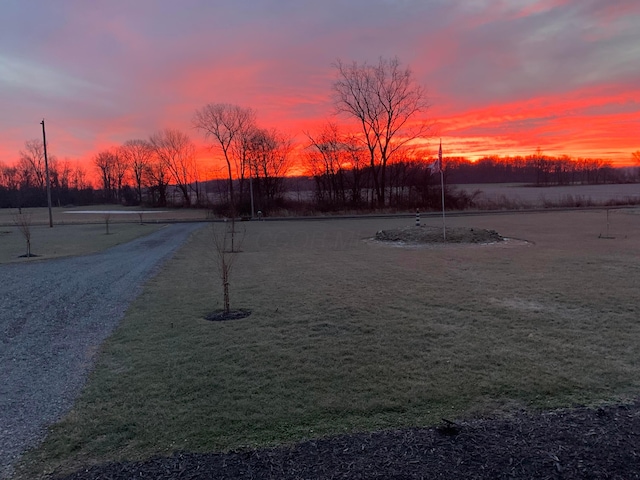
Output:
[41,119,53,227]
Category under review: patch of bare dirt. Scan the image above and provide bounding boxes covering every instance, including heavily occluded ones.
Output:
[375,226,504,245]
[53,400,640,479]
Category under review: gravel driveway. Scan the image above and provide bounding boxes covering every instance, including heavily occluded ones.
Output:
[0,222,204,479]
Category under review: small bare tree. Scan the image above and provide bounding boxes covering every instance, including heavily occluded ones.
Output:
[13,211,33,257]
[211,222,244,315]
[104,212,112,235]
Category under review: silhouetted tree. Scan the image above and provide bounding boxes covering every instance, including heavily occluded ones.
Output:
[149,129,197,207]
[119,139,153,204]
[94,150,118,202]
[13,211,33,257]
[193,103,256,208]
[211,222,244,315]
[246,127,292,211]
[333,57,430,207]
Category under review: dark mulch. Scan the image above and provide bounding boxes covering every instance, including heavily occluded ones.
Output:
[56,400,640,479]
[205,309,252,322]
[375,226,504,245]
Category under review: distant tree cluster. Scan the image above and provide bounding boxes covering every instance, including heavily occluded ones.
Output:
[0,140,93,208]
[446,152,625,186]
[301,149,635,211]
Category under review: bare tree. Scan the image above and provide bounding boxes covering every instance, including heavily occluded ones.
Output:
[145,158,170,207]
[149,129,197,207]
[333,57,430,207]
[103,212,112,235]
[19,140,46,190]
[71,163,90,190]
[306,123,368,207]
[247,127,293,210]
[211,222,244,315]
[1,164,19,194]
[119,140,153,204]
[112,152,129,203]
[94,150,118,201]
[193,103,256,207]
[13,211,33,257]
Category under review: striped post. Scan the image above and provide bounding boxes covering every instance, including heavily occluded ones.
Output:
[415,208,420,227]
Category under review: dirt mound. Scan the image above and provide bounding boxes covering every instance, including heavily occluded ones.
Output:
[375,226,504,244]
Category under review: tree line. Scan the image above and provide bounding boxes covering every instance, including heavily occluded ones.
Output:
[1,56,638,213]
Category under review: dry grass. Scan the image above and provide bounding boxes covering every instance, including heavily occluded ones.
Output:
[0,206,210,227]
[15,208,640,478]
[0,205,212,263]
[0,223,166,264]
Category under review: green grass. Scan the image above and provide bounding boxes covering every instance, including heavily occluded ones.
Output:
[16,208,640,478]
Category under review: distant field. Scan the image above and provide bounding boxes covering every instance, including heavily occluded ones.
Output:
[456,183,640,208]
[17,207,640,477]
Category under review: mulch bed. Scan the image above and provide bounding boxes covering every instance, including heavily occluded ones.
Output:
[56,400,640,479]
[375,226,504,245]
[205,309,252,322]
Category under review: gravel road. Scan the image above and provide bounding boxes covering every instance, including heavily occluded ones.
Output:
[0,223,204,479]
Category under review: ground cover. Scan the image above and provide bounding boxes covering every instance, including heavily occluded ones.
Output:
[15,208,640,478]
[374,225,503,244]
[0,205,214,263]
[0,223,166,264]
[0,206,210,227]
[456,182,640,209]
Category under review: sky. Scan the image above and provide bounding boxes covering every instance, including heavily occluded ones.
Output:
[1,0,639,178]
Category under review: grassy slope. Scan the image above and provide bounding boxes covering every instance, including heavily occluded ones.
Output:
[18,209,640,477]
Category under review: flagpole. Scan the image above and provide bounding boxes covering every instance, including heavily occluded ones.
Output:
[439,139,445,242]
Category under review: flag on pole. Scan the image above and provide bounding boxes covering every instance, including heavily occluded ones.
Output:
[427,139,444,173]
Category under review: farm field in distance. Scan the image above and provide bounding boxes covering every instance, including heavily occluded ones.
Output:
[455,182,640,208]
[15,207,640,478]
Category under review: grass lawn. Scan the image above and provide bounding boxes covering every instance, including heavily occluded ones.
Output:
[0,223,166,264]
[0,204,213,263]
[16,208,640,477]
[0,205,210,227]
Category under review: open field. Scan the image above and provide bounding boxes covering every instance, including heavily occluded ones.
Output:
[14,208,640,478]
[457,182,640,208]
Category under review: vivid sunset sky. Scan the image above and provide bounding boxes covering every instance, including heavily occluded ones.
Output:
[1,0,639,176]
